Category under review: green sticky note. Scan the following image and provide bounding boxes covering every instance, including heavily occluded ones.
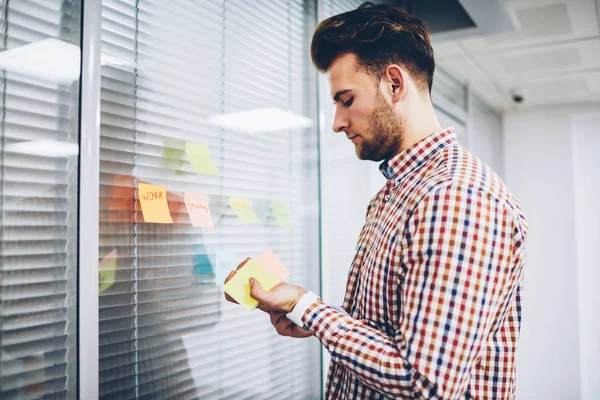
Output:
[161,138,186,172]
[185,142,219,176]
[99,249,118,294]
[271,200,292,227]
[229,196,260,224]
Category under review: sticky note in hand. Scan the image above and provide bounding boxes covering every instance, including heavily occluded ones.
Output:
[223,259,280,310]
[229,196,260,224]
[253,249,290,282]
[184,192,214,227]
[185,142,219,176]
[138,183,173,223]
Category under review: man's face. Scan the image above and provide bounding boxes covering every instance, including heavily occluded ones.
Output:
[328,53,403,162]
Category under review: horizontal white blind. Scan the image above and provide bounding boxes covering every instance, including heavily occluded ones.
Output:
[99,0,320,399]
[0,0,80,399]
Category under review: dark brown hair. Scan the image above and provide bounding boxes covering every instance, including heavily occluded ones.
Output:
[311,2,435,94]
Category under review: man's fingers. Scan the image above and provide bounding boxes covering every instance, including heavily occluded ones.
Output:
[224,292,237,304]
[269,310,286,325]
[236,257,251,271]
[249,278,272,305]
[257,303,270,313]
[224,270,236,285]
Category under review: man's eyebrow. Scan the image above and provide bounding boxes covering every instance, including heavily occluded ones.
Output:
[333,89,352,102]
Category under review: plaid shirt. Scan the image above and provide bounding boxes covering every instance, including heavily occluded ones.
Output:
[302,129,528,399]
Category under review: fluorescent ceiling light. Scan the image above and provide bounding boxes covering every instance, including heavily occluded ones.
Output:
[5,140,79,158]
[0,38,81,83]
[209,108,312,133]
[0,38,136,84]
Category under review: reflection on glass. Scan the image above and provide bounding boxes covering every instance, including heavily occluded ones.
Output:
[0,1,81,399]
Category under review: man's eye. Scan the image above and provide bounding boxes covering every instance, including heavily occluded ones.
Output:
[343,97,354,108]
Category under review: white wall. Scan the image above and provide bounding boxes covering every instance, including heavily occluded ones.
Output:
[504,103,600,399]
[469,93,503,175]
[572,114,600,400]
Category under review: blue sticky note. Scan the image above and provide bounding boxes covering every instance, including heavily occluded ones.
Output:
[215,251,236,287]
[193,244,213,276]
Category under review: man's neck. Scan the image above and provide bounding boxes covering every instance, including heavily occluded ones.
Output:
[397,100,442,155]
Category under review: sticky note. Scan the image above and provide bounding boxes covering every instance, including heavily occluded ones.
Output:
[99,249,118,294]
[215,251,236,287]
[185,142,219,176]
[184,192,214,228]
[253,249,290,282]
[193,244,213,276]
[223,259,280,310]
[271,200,292,227]
[229,196,260,224]
[161,137,186,172]
[138,183,173,223]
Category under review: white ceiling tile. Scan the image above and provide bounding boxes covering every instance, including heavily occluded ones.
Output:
[458,0,599,54]
[522,76,588,99]
[472,38,600,82]
[438,56,490,84]
[499,47,582,73]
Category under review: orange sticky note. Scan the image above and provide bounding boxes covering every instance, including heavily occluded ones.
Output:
[138,183,173,223]
[253,250,290,282]
[185,142,219,176]
[229,196,260,224]
[184,192,214,228]
[99,249,118,294]
[223,259,280,310]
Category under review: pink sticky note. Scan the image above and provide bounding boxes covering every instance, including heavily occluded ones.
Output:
[253,250,290,282]
[184,192,214,228]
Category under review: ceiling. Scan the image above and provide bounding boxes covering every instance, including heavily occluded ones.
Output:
[431,0,600,112]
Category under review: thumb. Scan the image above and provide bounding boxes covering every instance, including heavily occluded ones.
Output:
[249,278,271,303]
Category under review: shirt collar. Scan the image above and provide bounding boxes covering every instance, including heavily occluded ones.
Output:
[379,128,457,181]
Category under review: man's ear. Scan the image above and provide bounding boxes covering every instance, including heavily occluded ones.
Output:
[384,64,406,103]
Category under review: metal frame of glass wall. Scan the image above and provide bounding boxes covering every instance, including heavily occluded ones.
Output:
[79,0,100,398]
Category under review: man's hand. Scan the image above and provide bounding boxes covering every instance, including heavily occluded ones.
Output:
[223,258,307,313]
[268,310,312,338]
[248,279,307,313]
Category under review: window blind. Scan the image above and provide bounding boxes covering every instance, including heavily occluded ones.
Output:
[0,0,80,399]
[99,0,320,399]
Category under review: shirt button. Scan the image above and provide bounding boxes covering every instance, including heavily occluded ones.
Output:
[384,195,391,202]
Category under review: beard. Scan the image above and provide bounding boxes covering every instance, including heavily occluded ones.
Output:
[355,92,403,162]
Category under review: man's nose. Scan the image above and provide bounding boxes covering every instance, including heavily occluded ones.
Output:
[333,111,348,133]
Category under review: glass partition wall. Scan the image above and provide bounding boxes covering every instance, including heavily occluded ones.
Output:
[98,1,320,399]
[0,1,81,398]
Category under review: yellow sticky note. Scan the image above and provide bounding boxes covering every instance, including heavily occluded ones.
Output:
[99,249,118,294]
[184,192,214,227]
[229,196,260,224]
[138,183,173,223]
[185,142,219,176]
[223,259,279,310]
[271,200,292,227]
[254,249,290,282]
